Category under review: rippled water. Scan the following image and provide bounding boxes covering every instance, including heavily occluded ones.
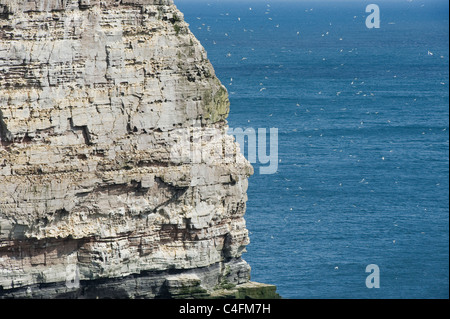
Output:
[175,0,449,298]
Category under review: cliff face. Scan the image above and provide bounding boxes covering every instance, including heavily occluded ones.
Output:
[0,0,278,298]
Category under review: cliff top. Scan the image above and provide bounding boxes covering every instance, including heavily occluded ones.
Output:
[0,0,174,13]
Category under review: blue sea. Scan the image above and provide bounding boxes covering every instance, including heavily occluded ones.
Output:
[174,0,449,299]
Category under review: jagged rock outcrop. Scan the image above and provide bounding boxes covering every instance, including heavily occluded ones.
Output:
[0,0,278,298]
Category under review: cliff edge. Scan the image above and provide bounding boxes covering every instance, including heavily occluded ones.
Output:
[0,0,279,298]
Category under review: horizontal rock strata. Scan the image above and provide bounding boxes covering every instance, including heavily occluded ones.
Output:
[0,0,278,298]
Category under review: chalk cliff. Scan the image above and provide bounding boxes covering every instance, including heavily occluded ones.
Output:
[0,0,278,298]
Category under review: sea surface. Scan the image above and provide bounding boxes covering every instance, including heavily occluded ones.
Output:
[174,0,449,299]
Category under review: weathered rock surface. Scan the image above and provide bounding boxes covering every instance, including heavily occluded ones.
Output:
[0,0,278,298]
